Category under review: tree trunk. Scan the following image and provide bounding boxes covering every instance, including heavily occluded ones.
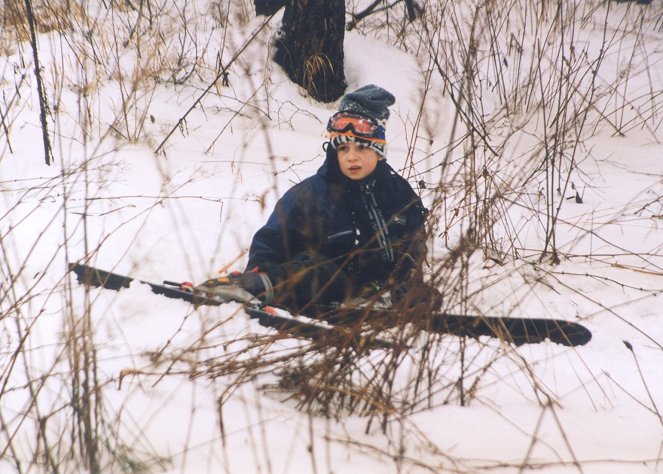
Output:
[254,0,285,16]
[274,0,346,102]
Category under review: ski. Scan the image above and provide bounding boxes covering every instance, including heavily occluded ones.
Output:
[303,304,592,347]
[68,262,397,351]
[69,262,591,347]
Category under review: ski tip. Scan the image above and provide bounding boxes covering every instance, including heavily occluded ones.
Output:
[552,323,592,347]
[533,326,592,347]
[68,262,132,290]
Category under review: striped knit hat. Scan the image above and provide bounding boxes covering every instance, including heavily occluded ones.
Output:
[328,84,395,159]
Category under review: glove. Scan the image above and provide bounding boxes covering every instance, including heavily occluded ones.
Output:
[195,271,274,303]
[392,282,442,311]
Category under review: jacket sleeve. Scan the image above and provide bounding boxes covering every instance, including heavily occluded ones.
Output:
[245,186,302,272]
[389,181,428,281]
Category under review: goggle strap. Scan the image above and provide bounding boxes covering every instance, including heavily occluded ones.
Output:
[328,130,387,144]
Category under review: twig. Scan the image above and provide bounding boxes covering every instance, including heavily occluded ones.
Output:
[154,13,276,155]
[404,0,418,21]
[623,341,663,430]
[23,0,53,165]
[347,0,383,31]
[347,0,420,31]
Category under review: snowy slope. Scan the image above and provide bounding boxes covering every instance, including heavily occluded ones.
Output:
[1,1,662,473]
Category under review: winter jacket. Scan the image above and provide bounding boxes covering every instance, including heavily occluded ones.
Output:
[246,146,427,306]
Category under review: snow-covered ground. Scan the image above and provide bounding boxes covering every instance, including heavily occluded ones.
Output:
[1,1,662,472]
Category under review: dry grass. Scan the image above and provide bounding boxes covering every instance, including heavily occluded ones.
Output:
[1,0,662,471]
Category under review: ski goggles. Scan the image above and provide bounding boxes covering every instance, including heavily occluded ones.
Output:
[327,112,385,140]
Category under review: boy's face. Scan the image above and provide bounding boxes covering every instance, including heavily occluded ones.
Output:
[337,141,380,180]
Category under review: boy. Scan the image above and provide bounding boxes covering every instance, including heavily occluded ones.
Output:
[198,85,438,312]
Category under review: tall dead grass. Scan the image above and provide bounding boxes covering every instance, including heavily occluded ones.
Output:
[1,0,662,472]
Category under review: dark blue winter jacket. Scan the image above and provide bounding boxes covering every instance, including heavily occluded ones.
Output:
[246,146,427,304]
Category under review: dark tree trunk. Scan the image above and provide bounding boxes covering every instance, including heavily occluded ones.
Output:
[254,0,285,16]
[273,0,347,102]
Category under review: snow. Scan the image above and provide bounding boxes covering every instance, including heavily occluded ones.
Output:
[1,1,663,473]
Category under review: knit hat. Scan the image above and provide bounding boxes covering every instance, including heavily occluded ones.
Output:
[328,84,395,158]
[338,84,395,122]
